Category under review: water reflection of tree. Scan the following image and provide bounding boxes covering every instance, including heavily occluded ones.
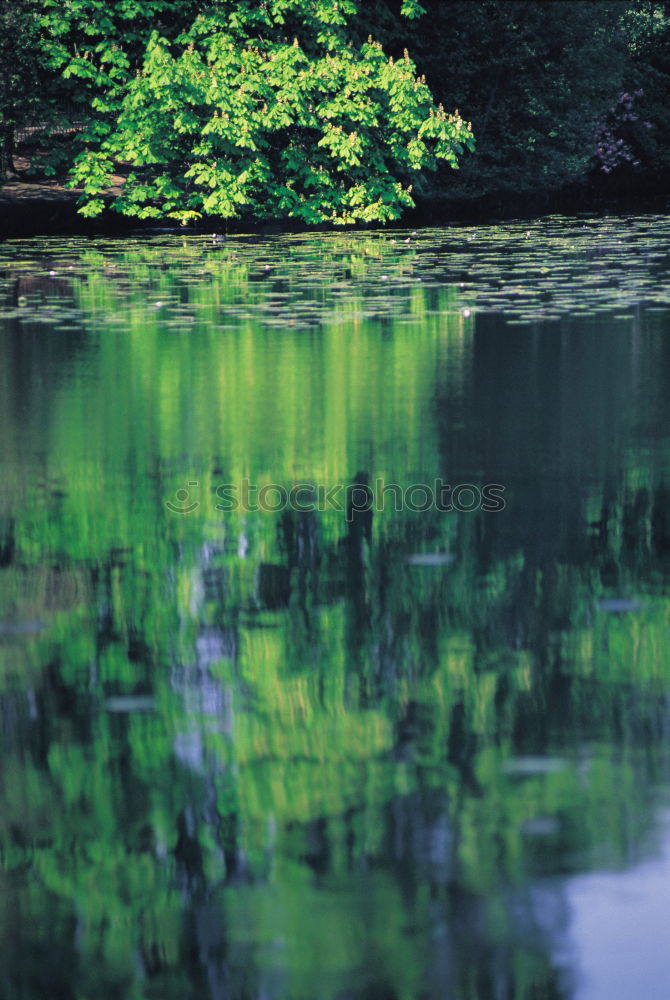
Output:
[4,249,670,997]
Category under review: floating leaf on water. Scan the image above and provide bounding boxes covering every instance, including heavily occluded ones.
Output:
[104,695,156,713]
[406,552,455,566]
[598,598,644,614]
[7,216,670,325]
[521,816,561,836]
[502,756,570,776]
[0,620,46,635]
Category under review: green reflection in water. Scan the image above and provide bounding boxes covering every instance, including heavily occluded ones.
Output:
[1,222,670,999]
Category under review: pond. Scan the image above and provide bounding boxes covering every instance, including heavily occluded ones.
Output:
[1,215,670,999]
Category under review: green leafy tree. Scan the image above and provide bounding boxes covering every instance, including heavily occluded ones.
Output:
[41,0,473,223]
[39,0,203,109]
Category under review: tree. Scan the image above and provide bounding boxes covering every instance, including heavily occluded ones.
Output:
[0,1,49,178]
[40,0,473,224]
[608,2,670,179]
[367,1,630,206]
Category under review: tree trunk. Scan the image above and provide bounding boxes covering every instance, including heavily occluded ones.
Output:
[0,122,16,179]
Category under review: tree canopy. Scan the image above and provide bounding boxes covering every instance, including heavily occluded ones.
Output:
[37,0,474,224]
[4,1,670,221]
[393,1,631,201]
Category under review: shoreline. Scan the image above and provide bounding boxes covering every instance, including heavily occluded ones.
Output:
[0,180,136,238]
[2,178,669,239]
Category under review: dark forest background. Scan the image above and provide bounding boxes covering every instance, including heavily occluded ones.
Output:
[2,1,670,221]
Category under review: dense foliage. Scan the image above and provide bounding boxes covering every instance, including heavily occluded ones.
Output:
[4,1,670,219]
[36,0,474,223]
[615,1,670,178]
[384,1,631,202]
[0,1,51,175]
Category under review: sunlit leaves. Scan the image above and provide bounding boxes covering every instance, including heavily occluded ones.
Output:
[55,1,473,223]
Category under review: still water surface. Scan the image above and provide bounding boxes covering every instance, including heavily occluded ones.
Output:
[2,216,670,999]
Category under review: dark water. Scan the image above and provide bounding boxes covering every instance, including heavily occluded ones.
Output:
[2,217,670,999]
